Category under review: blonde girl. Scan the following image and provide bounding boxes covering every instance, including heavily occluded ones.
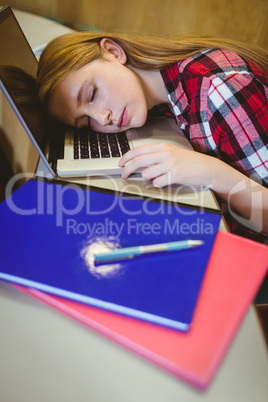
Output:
[36,32,268,237]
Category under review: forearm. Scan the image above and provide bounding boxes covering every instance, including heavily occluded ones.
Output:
[210,158,268,234]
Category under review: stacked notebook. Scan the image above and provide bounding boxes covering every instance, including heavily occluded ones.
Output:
[0,178,221,331]
[0,178,267,390]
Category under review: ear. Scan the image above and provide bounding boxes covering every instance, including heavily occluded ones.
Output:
[100,38,127,64]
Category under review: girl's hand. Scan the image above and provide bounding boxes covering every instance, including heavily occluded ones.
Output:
[118,143,217,188]
[119,142,268,234]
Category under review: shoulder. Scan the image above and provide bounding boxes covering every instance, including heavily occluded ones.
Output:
[161,49,258,95]
[175,49,268,104]
[178,49,255,80]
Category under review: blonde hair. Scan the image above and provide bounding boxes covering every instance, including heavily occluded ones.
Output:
[37,31,268,105]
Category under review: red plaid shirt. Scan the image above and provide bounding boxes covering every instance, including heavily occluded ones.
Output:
[160,49,268,188]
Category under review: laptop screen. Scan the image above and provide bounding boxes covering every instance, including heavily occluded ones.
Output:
[0,6,50,152]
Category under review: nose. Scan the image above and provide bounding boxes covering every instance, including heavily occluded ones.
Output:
[89,107,112,128]
[98,110,112,125]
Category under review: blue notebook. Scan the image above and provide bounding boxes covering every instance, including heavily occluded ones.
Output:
[0,178,221,331]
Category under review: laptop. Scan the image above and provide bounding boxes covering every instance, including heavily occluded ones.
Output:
[0,6,192,179]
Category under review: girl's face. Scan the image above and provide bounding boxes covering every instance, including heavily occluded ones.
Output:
[48,39,149,133]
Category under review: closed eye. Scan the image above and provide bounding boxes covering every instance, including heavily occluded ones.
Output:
[90,87,97,103]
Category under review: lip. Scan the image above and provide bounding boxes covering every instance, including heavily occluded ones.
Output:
[117,108,128,128]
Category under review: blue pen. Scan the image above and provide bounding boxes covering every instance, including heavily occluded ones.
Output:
[94,240,204,264]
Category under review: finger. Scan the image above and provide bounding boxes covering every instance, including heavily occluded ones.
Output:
[142,164,177,187]
[141,162,171,181]
[119,143,164,167]
[120,157,151,179]
[121,152,168,179]
[153,173,173,188]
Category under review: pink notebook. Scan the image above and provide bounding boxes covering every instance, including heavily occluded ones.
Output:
[17,231,268,390]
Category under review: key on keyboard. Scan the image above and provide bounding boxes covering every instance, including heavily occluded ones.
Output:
[73,130,130,159]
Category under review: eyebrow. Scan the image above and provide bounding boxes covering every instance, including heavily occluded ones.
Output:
[77,85,83,107]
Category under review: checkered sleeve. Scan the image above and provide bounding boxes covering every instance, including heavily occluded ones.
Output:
[161,52,268,238]
[161,51,268,186]
[205,72,268,186]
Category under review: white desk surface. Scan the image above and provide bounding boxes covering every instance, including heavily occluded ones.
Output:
[0,8,267,402]
[0,281,267,402]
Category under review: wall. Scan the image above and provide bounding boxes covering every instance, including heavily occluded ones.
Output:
[5,0,268,48]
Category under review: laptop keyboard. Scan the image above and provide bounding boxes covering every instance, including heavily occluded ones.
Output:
[73,130,131,159]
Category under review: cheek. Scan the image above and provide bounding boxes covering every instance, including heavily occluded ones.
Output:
[107,68,136,99]
[104,80,122,101]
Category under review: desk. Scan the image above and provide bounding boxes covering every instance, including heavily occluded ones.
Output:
[0,280,267,402]
[0,8,267,402]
